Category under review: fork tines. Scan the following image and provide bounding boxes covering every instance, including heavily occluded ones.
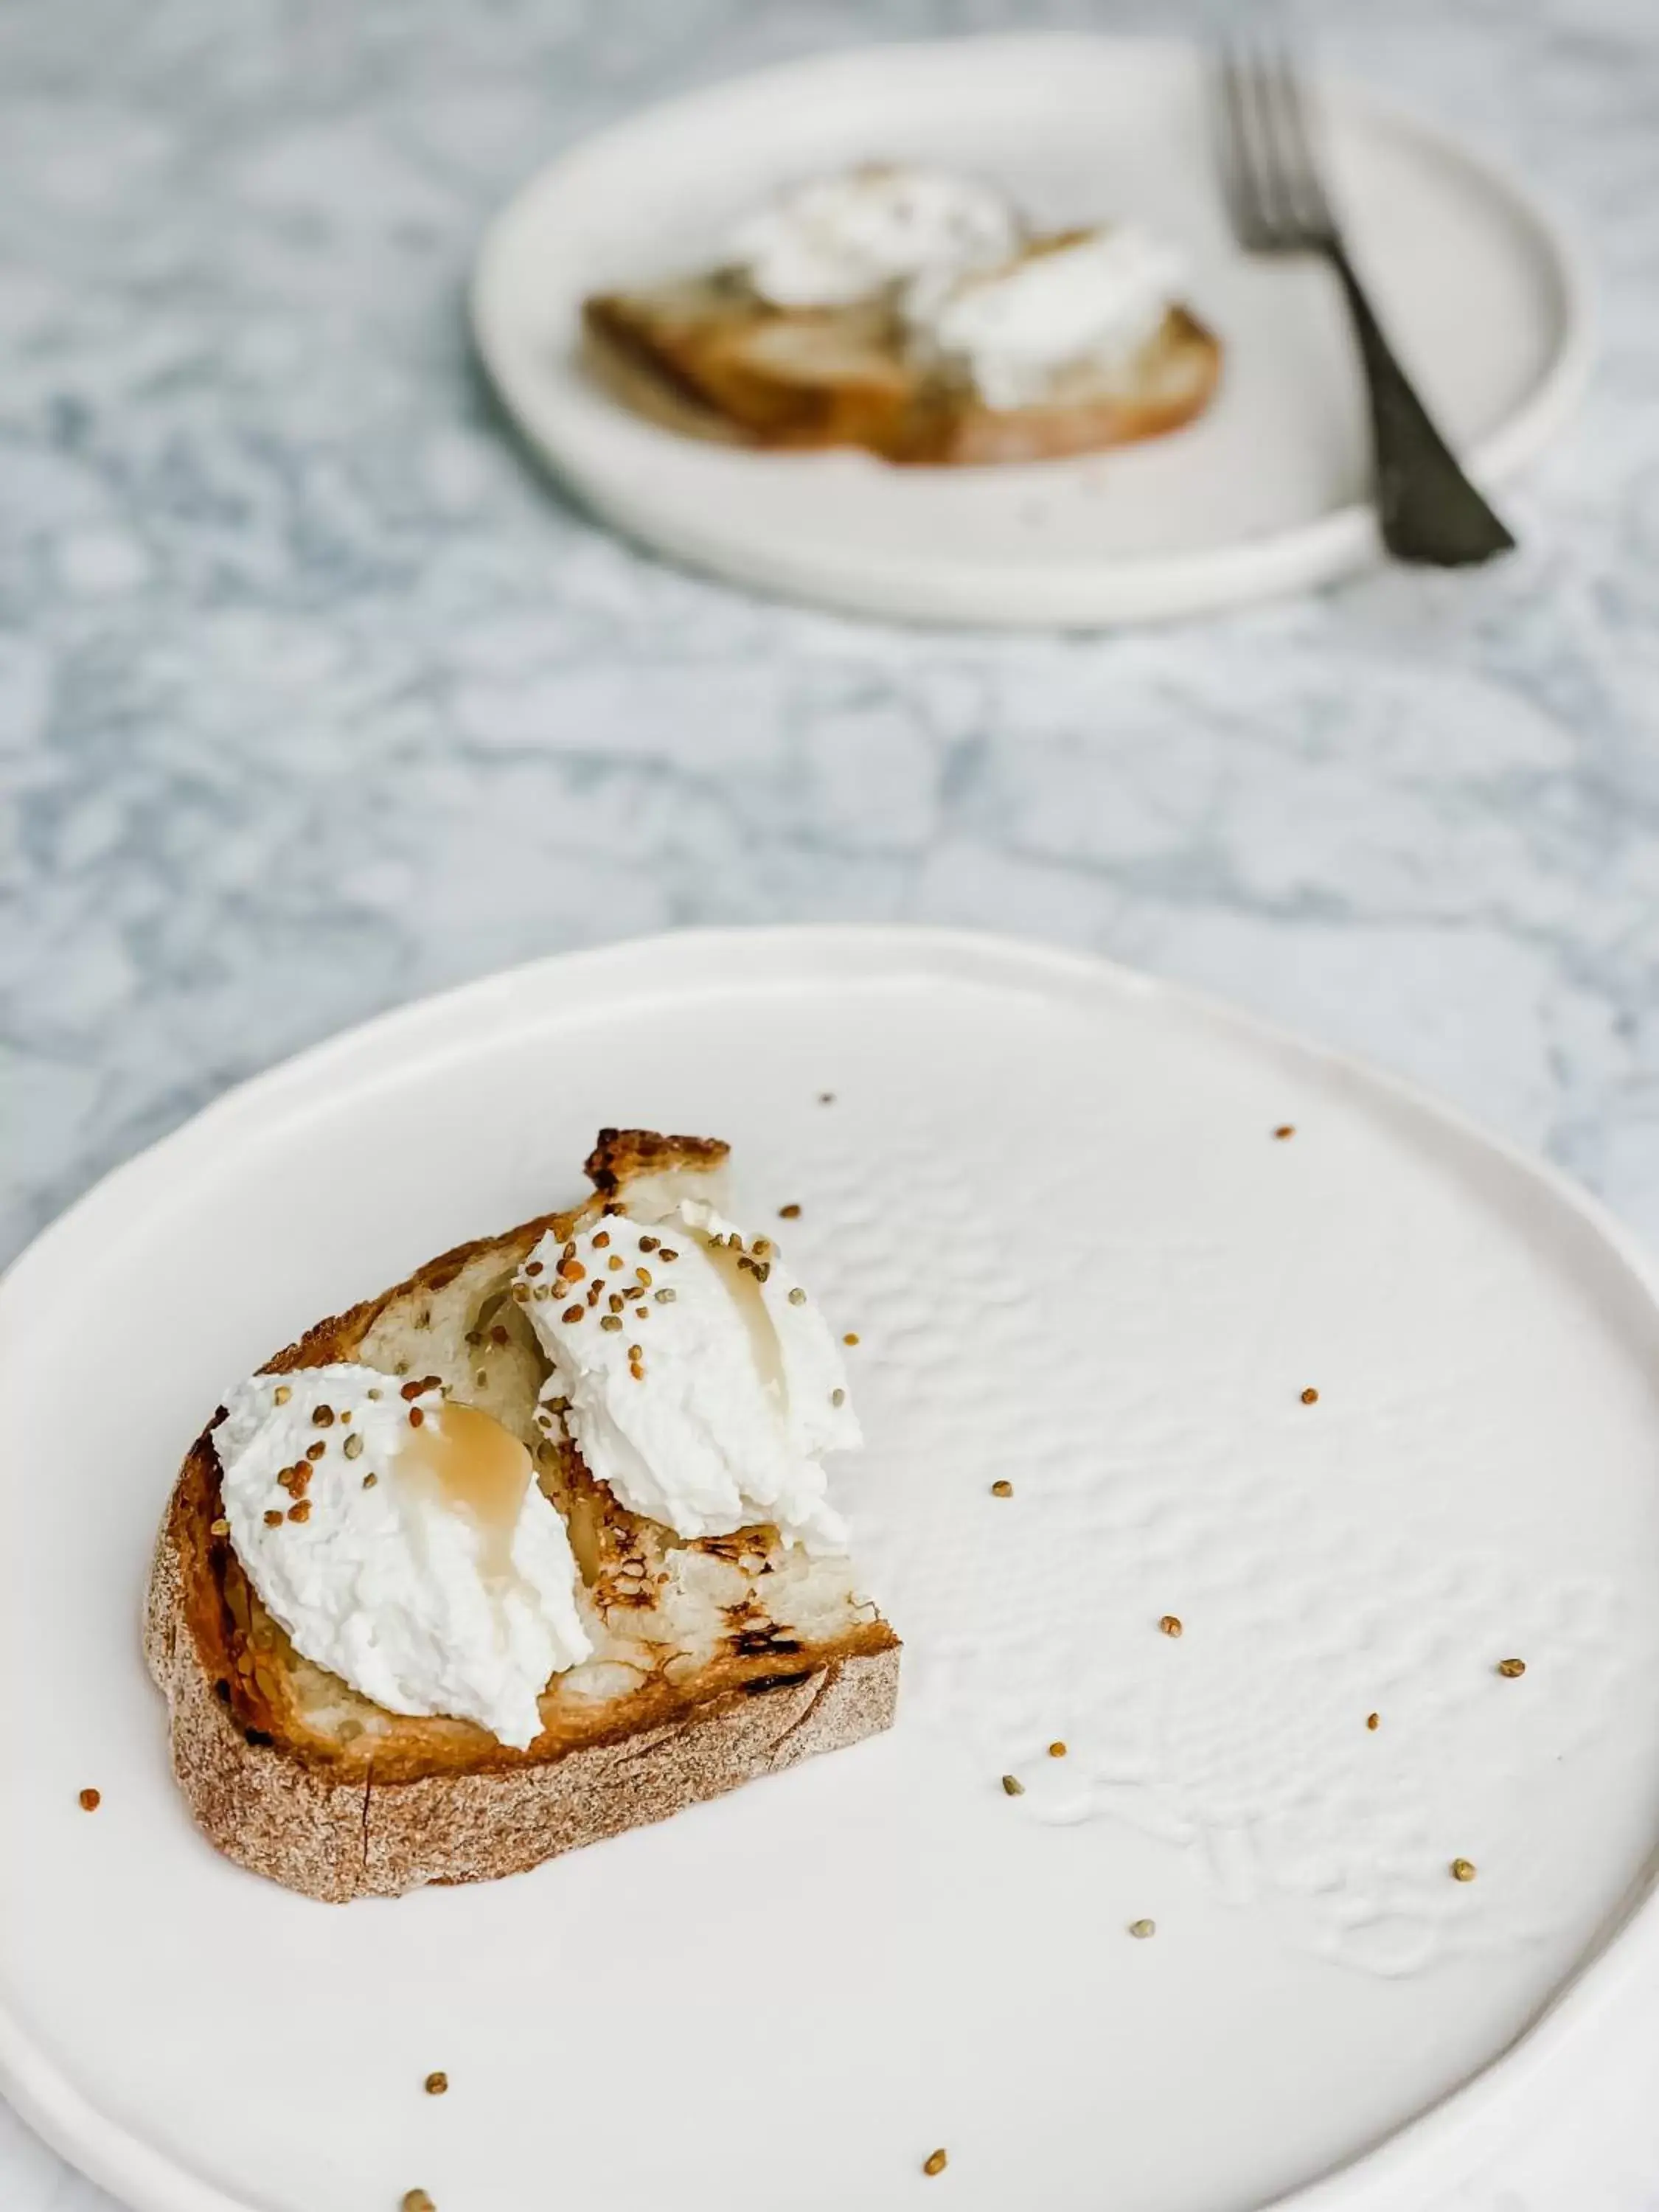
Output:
[1215,41,1337,252]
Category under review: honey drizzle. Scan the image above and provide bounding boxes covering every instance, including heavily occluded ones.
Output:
[402,1400,530,1579]
[693,1231,785,1402]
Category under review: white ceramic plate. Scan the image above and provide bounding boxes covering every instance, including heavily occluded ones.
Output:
[471,37,1587,627]
[4,928,1659,2212]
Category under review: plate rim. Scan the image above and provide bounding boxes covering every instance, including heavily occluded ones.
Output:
[470,31,1593,629]
[1,922,1653,2212]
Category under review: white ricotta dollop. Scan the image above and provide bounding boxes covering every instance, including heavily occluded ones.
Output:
[905,225,1184,409]
[515,1201,860,1552]
[729,162,1020,307]
[215,1364,591,1749]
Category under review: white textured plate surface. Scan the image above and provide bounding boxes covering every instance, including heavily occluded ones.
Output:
[4,928,1659,2212]
[471,38,1587,627]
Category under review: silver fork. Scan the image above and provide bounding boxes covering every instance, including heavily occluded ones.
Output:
[1214,41,1515,566]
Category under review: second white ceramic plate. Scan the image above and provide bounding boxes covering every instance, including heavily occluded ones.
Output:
[472,36,1586,626]
[4,928,1659,2212]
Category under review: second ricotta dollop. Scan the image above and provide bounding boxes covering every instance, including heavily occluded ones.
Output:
[516,1202,860,1552]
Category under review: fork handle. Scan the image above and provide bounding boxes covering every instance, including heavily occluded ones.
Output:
[1326,244,1516,566]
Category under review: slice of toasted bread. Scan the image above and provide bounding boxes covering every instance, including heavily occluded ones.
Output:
[145,1130,899,1902]
[584,269,1220,465]
[584,275,917,452]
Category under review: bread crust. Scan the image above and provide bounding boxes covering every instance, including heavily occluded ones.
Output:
[145,1131,900,1902]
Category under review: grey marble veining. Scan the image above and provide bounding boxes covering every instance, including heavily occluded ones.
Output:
[4,1,1659,2206]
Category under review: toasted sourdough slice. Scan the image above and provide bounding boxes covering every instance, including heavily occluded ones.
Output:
[583,265,1221,465]
[145,1130,899,1902]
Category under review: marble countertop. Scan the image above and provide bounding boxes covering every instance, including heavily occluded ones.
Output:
[4,0,1659,2205]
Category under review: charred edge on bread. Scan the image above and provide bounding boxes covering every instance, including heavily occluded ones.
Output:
[596,1570,658,1613]
[741,1668,816,1696]
[697,1530,768,1567]
[730,1625,805,1658]
[206,1479,274,1740]
[583,1127,730,1198]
